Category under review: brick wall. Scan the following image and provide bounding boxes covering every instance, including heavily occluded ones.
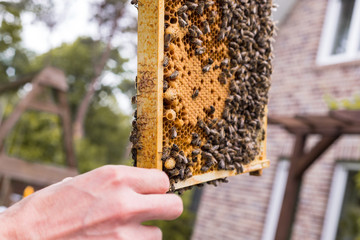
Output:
[192,0,360,239]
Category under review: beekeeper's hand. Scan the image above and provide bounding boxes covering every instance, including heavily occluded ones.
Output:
[0,165,183,239]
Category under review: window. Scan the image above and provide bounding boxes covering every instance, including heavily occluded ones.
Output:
[317,0,360,65]
[321,163,360,240]
[261,160,290,240]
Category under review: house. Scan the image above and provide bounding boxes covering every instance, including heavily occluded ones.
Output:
[191,0,360,239]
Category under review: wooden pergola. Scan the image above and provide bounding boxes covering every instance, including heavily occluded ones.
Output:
[268,110,360,240]
[0,67,78,206]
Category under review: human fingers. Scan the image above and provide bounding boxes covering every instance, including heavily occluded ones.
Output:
[123,167,170,194]
[132,193,183,222]
[115,225,162,240]
[74,166,170,195]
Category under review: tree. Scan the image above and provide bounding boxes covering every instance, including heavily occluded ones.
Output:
[3,37,133,172]
[73,0,136,139]
[0,0,53,82]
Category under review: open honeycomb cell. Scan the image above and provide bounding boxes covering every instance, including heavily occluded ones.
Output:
[131,0,275,192]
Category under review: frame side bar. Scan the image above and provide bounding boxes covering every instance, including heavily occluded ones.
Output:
[137,0,164,170]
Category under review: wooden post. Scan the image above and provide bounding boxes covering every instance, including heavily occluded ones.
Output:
[58,92,76,168]
[275,134,340,240]
[275,134,306,240]
[0,176,11,206]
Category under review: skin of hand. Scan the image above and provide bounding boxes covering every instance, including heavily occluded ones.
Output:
[0,165,183,240]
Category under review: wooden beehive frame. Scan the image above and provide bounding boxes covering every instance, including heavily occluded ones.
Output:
[136,0,270,190]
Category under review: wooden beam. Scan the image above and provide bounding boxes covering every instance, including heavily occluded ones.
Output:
[330,110,360,125]
[275,134,306,240]
[268,116,310,134]
[0,176,11,206]
[0,155,78,186]
[27,101,62,115]
[294,135,340,178]
[0,75,34,94]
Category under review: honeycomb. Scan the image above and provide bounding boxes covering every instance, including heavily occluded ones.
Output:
[131,0,274,192]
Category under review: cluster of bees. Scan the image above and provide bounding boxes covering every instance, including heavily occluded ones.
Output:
[131,0,274,193]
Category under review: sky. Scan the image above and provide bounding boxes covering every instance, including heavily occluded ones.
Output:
[21,0,138,114]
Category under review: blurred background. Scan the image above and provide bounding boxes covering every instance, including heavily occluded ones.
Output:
[0,0,359,240]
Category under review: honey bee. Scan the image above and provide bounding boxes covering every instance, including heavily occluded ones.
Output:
[192,149,201,156]
[161,147,170,161]
[177,5,188,14]
[229,41,239,49]
[196,1,205,15]
[202,20,210,34]
[181,12,189,22]
[131,147,137,162]
[191,25,203,36]
[185,1,198,10]
[205,1,214,9]
[192,89,199,99]
[195,47,206,55]
[163,55,169,67]
[168,169,180,177]
[163,80,169,92]
[218,29,226,41]
[197,119,205,128]
[131,95,137,105]
[130,0,142,8]
[164,33,172,49]
[209,11,217,24]
[221,16,229,29]
[169,70,179,80]
[202,64,212,73]
[201,166,209,172]
[224,152,231,163]
[170,126,177,139]
[171,144,180,152]
[221,58,229,67]
[188,28,198,37]
[191,38,203,46]
[218,160,225,170]
[179,17,188,27]
[234,162,244,174]
[192,132,199,139]
[209,105,215,115]
[204,125,211,135]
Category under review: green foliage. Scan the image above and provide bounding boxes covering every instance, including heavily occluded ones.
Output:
[324,93,360,110]
[6,110,65,165]
[0,0,51,81]
[144,190,196,240]
[77,103,131,173]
